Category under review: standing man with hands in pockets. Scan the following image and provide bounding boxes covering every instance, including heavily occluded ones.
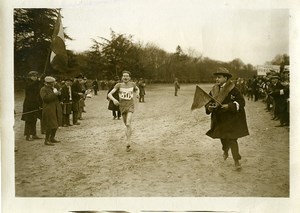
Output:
[71,74,84,125]
[108,71,140,152]
[205,67,249,170]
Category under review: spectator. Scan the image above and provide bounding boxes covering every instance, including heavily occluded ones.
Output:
[60,78,73,127]
[71,74,83,125]
[174,78,180,96]
[92,78,99,95]
[107,77,121,120]
[21,71,42,141]
[138,78,146,102]
[40,76,62,146]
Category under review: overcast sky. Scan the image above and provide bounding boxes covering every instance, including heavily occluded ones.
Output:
[61,1,289,66]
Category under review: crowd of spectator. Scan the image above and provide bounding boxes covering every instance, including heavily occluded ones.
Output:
[234,68,290,127]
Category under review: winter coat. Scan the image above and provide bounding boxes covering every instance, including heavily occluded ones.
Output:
[71,80,83,102]
[21,79,42,122]
[138,82,146,96]
[92,80,99,90]
[205,82,249,139]
[61,85,73,115]
[174,80,180,90]
[270,82,289,111]
[107,82,120,111]
[40,85,62,130]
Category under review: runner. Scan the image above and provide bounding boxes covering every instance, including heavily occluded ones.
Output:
[107,71,140,152]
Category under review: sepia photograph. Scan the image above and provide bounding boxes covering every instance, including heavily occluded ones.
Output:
[2,0,300,212]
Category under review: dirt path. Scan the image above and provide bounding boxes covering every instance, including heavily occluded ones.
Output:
[14,84,289,197]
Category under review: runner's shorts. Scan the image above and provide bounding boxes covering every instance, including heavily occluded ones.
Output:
[119,99,134,115]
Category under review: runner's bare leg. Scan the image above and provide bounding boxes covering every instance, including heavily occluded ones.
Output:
[125,112,133,149]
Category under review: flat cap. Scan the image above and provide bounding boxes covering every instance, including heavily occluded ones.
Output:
[44,76,56,83]
[28,71,39,76]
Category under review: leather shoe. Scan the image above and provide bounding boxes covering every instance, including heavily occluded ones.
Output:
[234,160,242,171]
[275,124,284,127]
[50,139,60,143]
[44,140,54,146]
[223,151,229,160]
[73,122,80,125]
[32,135,42,139]
[26,136,33,141]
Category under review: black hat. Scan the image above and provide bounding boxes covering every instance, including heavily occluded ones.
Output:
[270,74,280,79]
[75,74,83,79]
[213,67,232,78]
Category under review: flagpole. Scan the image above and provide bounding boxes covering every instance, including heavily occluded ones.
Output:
[206,91,223,106]
[197,85,223,106]
[43,48,51,74]
[43,9,62,74]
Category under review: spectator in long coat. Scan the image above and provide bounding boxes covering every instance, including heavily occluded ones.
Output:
[270,74,289,127]
[21,71,42,141]
[251,75,259,101]
[205,67,249,170]
[92,79,99,95]
[78,77,87,118]
[40,76,62,146]
[138,78,146,102]
[71,75,84,125]
[107,77,121,119]
[60,78,73,126]
[174,78,180,96]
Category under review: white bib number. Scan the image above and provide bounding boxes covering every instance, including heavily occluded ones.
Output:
[119,88,134,100]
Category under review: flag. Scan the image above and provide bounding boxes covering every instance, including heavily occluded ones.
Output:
[50,12,68,71]
[191,85,214,110]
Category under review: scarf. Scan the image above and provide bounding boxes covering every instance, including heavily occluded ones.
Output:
[211,80,235,106]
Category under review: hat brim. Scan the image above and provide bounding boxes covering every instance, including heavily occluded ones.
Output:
[213,72,232,78]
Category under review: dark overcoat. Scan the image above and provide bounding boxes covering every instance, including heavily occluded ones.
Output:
[92,80,99,90]
[107,83,120,111]
[138,82,146,96]
[270,82,288,112]
[71,80,83,102]
[205,83,249,139]
[61,85,73,114]
[71,80,83,112]
[40,85,62,130]
[21,79,42,121]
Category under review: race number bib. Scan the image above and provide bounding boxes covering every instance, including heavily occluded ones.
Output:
[119,87,134,100]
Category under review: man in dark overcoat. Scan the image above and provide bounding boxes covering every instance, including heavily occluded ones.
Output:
[138,78,146,102]
[92,78,99,95]
[107,77,121,119]
[71,74,84,125]
[270,74,289,127]
[40,76,62,146]
[174,78,180,96]
[21,71,42,141]
[60,78,73,126]
[205,67,249,170]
